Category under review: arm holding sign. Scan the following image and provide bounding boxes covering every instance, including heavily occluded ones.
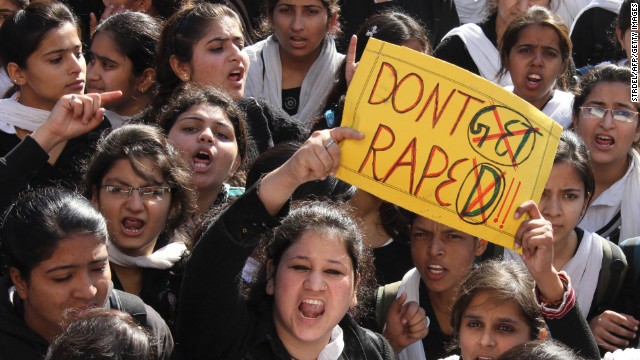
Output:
[514,201,600,360]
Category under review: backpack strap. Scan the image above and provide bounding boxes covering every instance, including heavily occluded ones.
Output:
[375,281,402,333]
[620,237,640,284]
[109,289,148,327]
[595,237,628,312]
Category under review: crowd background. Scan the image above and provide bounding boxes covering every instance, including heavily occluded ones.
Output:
[0,0,638,359]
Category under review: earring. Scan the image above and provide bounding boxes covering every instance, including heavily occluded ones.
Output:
[183,74,190,82]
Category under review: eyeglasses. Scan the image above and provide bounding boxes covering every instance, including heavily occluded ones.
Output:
[579,106,639,123]
[100,185,172,201]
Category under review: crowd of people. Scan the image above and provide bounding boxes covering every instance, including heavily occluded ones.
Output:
[0,0,638,359]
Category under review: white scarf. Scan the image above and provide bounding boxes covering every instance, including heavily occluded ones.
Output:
[503,86,574,129]
[317,325,345,360]
[0,93,50,133]
[504,229,603,318]
[244,35,345,127]
[454,0,487,24]
[107,240,186,270]
[104,110,130,128]
[395,268,427,360]
[555,0,592,29]
[621,149,640,241]
[0,69,13,98]
[440,24,512,86]
[570,0,623,35]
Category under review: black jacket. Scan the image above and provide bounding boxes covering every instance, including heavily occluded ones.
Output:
[177,186,396,359]
[0,120,110,211]
[434,14,498,77]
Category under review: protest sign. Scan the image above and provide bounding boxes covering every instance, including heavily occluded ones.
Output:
[336,38,563,250]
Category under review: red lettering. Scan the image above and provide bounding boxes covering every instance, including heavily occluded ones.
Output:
[382,138,417,193]
[414,83,456,127]
[435,158,469,206]
[414,145,448,197]
[368,62,397,105]
[449,90,485,135]
[392,73,424,113]
[358,124,395,180]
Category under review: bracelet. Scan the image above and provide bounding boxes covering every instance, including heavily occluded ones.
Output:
[534,272,576,319]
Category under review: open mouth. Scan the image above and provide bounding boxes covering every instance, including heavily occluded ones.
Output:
[228,69,244,82]
[193,151,211,170]
[299,299,325,319]
[122,217,144,236]
[428,265,445,275]
[526,73,542,88]
[595,134,615,148]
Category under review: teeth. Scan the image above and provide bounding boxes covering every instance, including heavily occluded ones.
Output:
[194,163,207,168]
[302,299,323,305]
[597,135,612,140]
[529,74,541,80]
[429,265,444,274]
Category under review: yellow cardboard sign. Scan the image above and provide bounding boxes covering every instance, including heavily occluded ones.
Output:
[336,38,562,250]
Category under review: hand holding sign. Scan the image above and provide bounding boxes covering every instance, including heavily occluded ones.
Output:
[336,39,562,250]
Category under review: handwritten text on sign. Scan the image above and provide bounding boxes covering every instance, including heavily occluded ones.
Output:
[336,39,562,250]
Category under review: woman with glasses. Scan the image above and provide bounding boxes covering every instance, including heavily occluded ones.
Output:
[82,123,197,334]
[572,65,640,245]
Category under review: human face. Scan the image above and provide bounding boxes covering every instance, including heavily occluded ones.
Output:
[168,103,239,194]
[496,0,550,35]
[573,82,640,172]
[508,25,564,110]
[459,291,532,360]
[0,0,20,26]
[94,158,172,257]
[272,0,335,62]
[410,217,486,297]
[177,17,248,100]
[87,31,147,116]
[11,235,110,340]
[12,22,85,111]
[267,230,357,355]
[539,163,588,245]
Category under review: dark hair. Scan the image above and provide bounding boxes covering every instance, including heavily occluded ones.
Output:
[157,83,248,168]
[616,0,637,35]
[259,0,340,37]
[483,0,557,20]
[497,340,586,360]
[0,188,107,280]
[313,9,431,131]
[247,201,375,319]
[154,3,244,113]
[93,12,161,77]
[498,6,572,90]
[355,10,430,60]
[450,260,546,341]
[0,2,79,70]
[245,141,356,202]
[151,0,186,20]
[45,308,155,360]
[555,131,595,209]
[82,124,197,239]
[572,65,638,116]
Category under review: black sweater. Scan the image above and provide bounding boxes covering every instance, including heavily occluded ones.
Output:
[177,186,396,359]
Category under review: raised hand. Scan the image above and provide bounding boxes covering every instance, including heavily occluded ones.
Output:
[382,292,429,354]
[30,91,122,152]
[258,127,364,215]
